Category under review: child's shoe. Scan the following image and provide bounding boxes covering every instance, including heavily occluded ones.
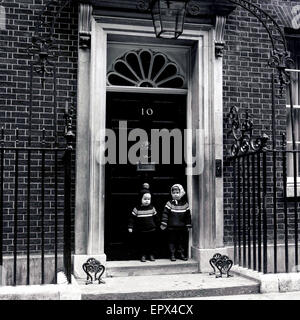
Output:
[170,254,176,262]
[140,255,146,262]
[149,255,155,261]
[178,253,188,261]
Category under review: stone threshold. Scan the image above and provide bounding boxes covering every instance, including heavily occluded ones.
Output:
[105,259,199,277]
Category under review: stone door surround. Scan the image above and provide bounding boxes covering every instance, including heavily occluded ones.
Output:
[73,3,226,277]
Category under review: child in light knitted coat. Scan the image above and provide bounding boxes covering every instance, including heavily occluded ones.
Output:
[128,184,160,262]
[160,184,192,261]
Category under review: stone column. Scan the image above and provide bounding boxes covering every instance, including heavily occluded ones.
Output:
[74,3,92,278]
[214,16,226,249]
[74,5,107,278]
[87,18,107,257]
[190,20,228,272]
[75,3,92,256]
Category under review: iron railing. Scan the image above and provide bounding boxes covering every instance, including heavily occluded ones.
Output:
[0,0,298,283]
[228,106,300,274]
[0,111,74,286]
[0,0,75,285]
[223,0,299,274]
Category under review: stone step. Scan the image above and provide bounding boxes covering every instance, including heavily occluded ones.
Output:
[78,273,260,300]
[105,259,199,277]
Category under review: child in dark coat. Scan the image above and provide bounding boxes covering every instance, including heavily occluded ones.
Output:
[160,184,192,261]
[128,184,160,262]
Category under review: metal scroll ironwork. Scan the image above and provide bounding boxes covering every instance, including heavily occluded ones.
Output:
[64,100,76,150]
[137,0,150,11]
[137,0,288,52]
[268,49,294,96]
[82,258,106,285]
[226,0,287,51]
[225,0,294,95]
[27,0,72,86]
[226,106,269,157]
[209,253,233,278]
[25,0,75,284]
[187,0,295,94]
[139,0,295,94]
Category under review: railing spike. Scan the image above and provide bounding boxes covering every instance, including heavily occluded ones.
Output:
[42,128,45,144]
[281,132,287,147]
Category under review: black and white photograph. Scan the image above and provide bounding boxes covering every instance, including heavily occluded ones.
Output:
[1,0,300,308]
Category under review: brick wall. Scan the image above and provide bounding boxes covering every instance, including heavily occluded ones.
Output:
[0,0,298,255]
[223,0,300,245]
[0,0,78,254]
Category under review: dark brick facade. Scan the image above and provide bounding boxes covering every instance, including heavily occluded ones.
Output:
[0,0,78,254]
[223,0,300,245]
[0,0,299,253]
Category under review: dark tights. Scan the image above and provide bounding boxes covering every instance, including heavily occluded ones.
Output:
[167,229,187,256]
[136,231,156,257]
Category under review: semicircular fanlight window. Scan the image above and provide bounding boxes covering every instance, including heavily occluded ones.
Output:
[107,49,185,89]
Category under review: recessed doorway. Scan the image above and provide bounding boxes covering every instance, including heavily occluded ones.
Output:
[105,91,187,260]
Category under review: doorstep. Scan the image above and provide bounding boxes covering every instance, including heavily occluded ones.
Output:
[105,259,199,277]
[0,272,260,300]
[78,272,260,300]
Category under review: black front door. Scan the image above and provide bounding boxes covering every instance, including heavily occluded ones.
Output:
[105,92,187,260]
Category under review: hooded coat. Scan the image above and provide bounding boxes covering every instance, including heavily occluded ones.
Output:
[161,184,192,230]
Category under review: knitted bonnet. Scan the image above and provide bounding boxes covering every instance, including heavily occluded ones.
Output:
[171,184,186,200]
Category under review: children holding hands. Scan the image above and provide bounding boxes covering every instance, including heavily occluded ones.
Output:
[128,183,192,262]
